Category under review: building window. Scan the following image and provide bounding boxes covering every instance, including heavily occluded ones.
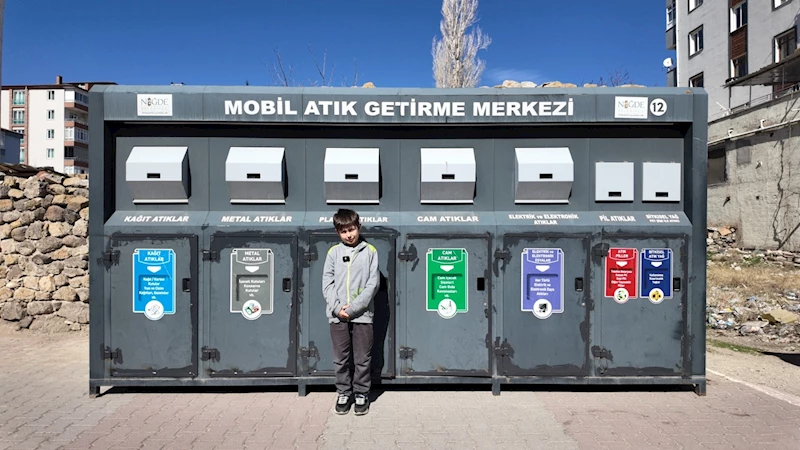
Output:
[775,28,797,63]
[690,0,703,12]
[47,110,55,120]
[775,0,791,9]
[708,148,727,185]
[46,148,55,159]
[65,146,75,158]
[12,127,24,136]
[689,73,704,87]
[731,55,748,78]
[12,90,25,105]
[689,26,704,56]
[19,149,25,163]
[730,2,747,33]
[47,90,56,100]
[12,110,25,125]
[666,1,676,29]
[46,129,55,139]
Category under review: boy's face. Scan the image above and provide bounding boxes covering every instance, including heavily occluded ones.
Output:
[337,223,361,246]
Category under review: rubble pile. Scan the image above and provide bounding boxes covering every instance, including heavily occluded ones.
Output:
[0,171,89,332]
[707,226,800,269]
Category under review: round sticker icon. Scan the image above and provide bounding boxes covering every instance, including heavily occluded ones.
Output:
[438,298,458,319]
[242,300,262,320]
[649,288,665,304]
[614,288,629,304]
[532,299,553,320]
[144,300,165,321]
[650,98,667,116]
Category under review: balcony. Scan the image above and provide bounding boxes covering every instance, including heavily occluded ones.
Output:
[666,26,676,50]
[64,127,89,148]
[64,90,89,112]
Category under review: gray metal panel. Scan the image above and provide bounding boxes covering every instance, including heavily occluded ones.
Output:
[116,137,210,213]
[206,233,297,376]
[594,236,687,376]
[499,234,590,376]
[642,162,682,202]
[225,146,286,204]
[209,138,305,213]
[108,235,197,377]
[514,147,574,204]
[402,235,491,376]
[305,139,400,213]
[419,147,476,204]
[595,162,634,202]
[323,147,380,204]
[126,146,190,203]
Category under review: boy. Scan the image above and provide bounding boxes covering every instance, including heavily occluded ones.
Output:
[322,208,380,415]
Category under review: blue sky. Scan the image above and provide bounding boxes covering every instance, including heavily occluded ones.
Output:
[3,0,670,88]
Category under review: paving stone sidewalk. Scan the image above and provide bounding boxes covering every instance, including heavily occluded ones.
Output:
[1,327,799,449]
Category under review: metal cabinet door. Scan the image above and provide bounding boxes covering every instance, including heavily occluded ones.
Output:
[206,233,297,377]
[401,234,492,376]
[593,235,688,376]
[107,234,198,377]
[498,234,591,376]
[302,232,397,379]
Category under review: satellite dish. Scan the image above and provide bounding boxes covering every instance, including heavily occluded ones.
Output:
[662,57,674,68]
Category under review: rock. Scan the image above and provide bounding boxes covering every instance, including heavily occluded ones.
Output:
[54,274,68,287]
[62,235,86,248]
[22,179,48,199]
[25,222,46,240]
[62,209,79,225]
[5,265,23,281]
[619,84,647,88]
[22,276,39,290]
[67,188,89,198]
[79,208,89,220]
[61,268,85,278]
[0,224,9,240]
[0,301,26,320]
[36,236,63,254]
[69,275,89,289]
[2,211,21,223]
[38,172,65,185]
[48,222,71,238]
[76,288,89,303]
[16,241,35,256]
[0,287,13,301]
[44,205,65,222]
[19,210,37,226]
[10,226,27,242]
[502,80,522,88]
[71,245,88,257]
[7,189,24,199]
[51,247,71,260]
[17,316,33,329]
[361,82,375,88]
[66,196,88,212]
[63,256,88,270]
[0,199,13,212]
[762,309,798,324]
[739,321,767,335]
[72,219,87,237]
[47,183,66,195]
[63,177,89,188]
[39,276,56,292]
[27,301,56,315]
[0,185,9,198]
[29,315,70,333]
[31,253,52,265]
[1,239,15,254]
[520,81,537,87]
[53,286,78,302]
[13,287,36,301]
[56,302,89,324]
[584,83,598,88]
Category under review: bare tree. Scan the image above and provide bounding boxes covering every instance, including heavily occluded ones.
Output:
[431,0,492,88]
[267,43,359,87]
[583,66,634,87]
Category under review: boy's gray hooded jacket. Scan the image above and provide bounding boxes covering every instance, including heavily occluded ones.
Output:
[322,239,379,324]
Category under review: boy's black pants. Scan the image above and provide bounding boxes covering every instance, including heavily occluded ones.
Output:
[330,321,373,396]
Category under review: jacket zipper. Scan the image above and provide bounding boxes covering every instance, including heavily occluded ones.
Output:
[346,247,352,304]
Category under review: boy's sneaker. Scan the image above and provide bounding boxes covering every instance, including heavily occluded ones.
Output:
[354,393,369,415]
[334,394,352,414]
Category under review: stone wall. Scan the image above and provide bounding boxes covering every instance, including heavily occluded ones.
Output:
[0,171,89,332]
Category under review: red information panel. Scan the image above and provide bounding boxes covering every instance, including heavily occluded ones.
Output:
[604,248,638,303]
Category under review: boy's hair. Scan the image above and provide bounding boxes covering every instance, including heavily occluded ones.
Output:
[332,208,360,231]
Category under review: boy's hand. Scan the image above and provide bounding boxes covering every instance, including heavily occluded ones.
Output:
[337,305,350,320]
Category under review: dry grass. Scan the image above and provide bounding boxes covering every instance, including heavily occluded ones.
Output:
[707,264,800,296]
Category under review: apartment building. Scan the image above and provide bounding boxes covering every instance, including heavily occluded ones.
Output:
[666,0,799,121]
[0,76,116,174]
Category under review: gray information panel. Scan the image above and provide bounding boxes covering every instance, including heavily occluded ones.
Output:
[230,248,274,319]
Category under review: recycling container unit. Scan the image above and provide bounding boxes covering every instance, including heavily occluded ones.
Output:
[89,85,708,396]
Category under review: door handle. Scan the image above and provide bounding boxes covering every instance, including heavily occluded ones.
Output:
[574,277,584,292]
[283,278,292,292]
[182,278,191,292]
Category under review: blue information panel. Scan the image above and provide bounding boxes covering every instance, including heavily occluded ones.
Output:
[639,248,672,304]
[521,248,564,319]
[132,248,176,320]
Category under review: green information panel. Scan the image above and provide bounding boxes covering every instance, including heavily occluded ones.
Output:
[426,248,468,319]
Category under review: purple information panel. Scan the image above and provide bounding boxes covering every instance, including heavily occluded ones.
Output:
[521,248,564,319]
